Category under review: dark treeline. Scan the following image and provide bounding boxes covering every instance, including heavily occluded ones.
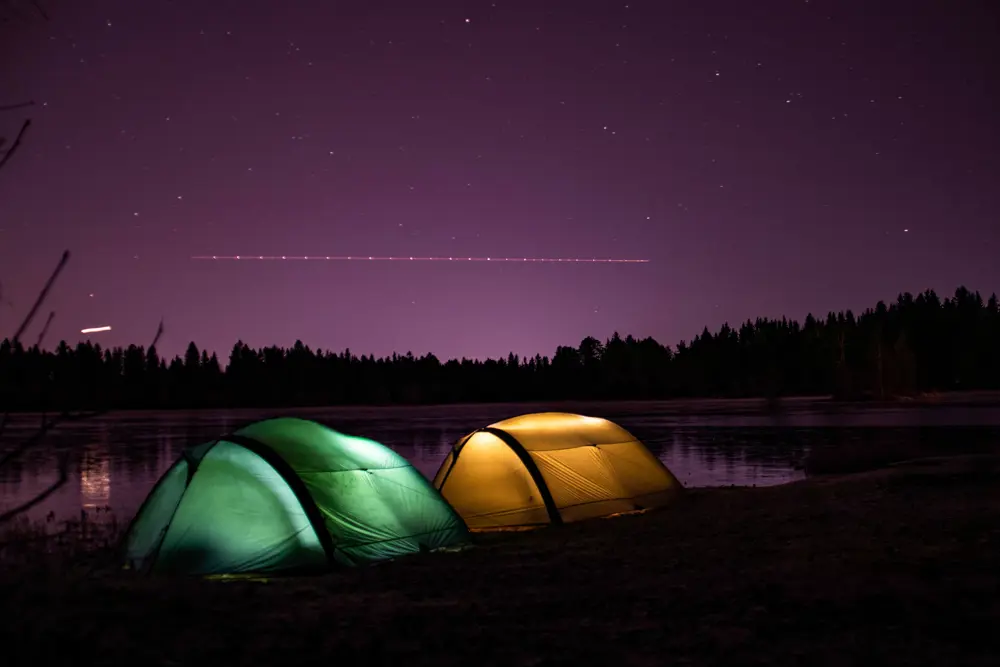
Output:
[1,287,998,411]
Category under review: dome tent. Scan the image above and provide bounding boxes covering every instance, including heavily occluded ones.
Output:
[432,412,682,530]
[124,417,469,574]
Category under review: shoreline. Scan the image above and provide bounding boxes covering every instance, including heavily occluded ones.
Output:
[3,389,1000,421]
[1,453,998,665]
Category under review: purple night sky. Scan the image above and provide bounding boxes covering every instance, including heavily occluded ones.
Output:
[2,0,997,363]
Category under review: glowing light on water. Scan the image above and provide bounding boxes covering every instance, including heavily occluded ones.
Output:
[191,255,650,264]
[81,445,111,509]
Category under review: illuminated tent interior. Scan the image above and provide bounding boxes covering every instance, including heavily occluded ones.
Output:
[432,412,682,530]
[123,417,469,574]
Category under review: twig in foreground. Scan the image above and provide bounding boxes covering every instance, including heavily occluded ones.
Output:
[0,250,70,444]
[35,310,54,348]
[0,408,102,471]
[28,0,48,21]
[0,118,31,173]
[0,101,34,112]
[0,0,48,23]
[0,450,68,523]
[151,318,164,350]
[11,249,69,344]
[0,316,167,524]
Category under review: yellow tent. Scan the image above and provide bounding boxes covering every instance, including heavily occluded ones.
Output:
[431,412,682,529]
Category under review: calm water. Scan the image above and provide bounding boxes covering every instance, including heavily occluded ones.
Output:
[2,397,1000,525]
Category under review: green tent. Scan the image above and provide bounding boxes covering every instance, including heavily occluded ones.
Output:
[123,417,469,574]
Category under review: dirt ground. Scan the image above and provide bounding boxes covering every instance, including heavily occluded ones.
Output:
[1,454,999,666]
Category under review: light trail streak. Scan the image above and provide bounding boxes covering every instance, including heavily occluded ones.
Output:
[191,255,650,264]
[81,326,112,334]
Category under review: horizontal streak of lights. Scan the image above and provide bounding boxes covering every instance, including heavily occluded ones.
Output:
[191,255,650,264]
[81,326,112,334]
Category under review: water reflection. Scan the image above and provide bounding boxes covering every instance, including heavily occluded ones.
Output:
[0,399,998,525]
[80,439,111,509]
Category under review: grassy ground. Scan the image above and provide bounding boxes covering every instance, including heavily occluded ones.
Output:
[1,454,999,666]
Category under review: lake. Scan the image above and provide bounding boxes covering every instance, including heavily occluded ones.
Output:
[2,396,1000,526]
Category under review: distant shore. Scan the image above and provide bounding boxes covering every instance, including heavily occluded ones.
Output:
[3,389,1000,421]
[5,285,999,416]
[1,450,998,665]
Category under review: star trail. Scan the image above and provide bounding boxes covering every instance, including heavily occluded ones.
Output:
[192,255,651,264]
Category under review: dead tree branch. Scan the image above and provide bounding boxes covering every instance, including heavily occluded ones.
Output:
[11,249,69,345]
[28,0,48,21]
[151,318,164,349]
[2,0,47,168]
[0,0,48,22]
[34,310,54,348]
[0,408,100,471]
[0,316,167,525]
[0,101,34,113]
[0,251,69,441]
[0,250,71,443]
[0,118,30,172]
[0,450,68,523]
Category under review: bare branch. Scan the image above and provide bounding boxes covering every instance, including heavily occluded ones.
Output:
[28,0,48,21]
[0,316,166,523]
[0,409,93,469]
[151,318,165,349]
[0,0,48,22]
[0,101,34,112]
[34,310,54,348]
[0,118,31,173]
[11,249,69,345]
[0,450,68,523]
[0,251,70,443]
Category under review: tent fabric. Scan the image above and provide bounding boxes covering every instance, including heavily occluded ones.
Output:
[432,412,682,529]
[124,417,469,574]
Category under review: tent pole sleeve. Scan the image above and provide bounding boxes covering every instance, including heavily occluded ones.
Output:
[219,434,339,566]
[434,430,479,492]
[481,427,563,525]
